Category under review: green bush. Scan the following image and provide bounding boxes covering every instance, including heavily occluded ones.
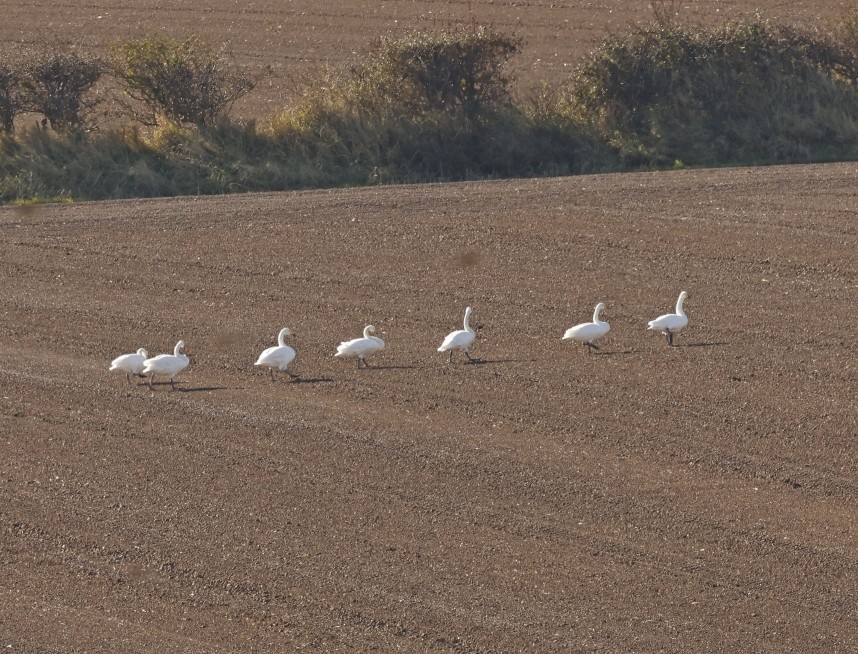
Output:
[18,47,104,132]
[112,35,256,126]
[565,19,858,166]
[345,23,523,120]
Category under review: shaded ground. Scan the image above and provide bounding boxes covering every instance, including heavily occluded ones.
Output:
[0,0,846,117]
[1,163,856,652]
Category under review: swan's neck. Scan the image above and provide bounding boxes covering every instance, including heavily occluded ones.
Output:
[463,308,473,333]
[676,295,686,316]
[363,326,373,338]
[592,305,603,323]
[278,330,288,347]
[173,343,183,355]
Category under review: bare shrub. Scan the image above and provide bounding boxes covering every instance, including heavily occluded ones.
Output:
[18,47,104,132]
[0,59,23,134]
[0,60,24,133]
[112,35,255,126]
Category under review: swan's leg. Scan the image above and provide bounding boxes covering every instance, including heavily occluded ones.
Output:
[269,367,275,381]
[448,350,453,364]
[465,350,474,363]
[356,357,363,369]
[170,376,177,391]
[285,368,300,381]
[148,374,155,390]
[126,372,132,384]
[667,330,674,346]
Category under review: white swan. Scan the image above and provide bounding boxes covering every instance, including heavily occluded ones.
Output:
[335,325,385,369]
[142,340,190,390]
[438,306,477,363]
[562,303,610,353]
[255,327,299,381]
[109,348,149,384]
[647,291,689,346]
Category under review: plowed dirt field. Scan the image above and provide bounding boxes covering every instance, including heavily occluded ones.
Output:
[1,163,856,652]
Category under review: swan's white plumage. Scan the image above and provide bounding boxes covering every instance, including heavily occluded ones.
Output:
[109,348,149,382]
[562,303,610,350]
[335,325,385,367]
[255,327,298,379]
[142,340,189,389]
[438,306,476,361]
[647,291,689,345]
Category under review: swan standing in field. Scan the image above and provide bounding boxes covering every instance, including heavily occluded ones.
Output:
[335,325,385,369]
[109,348,149,384]
[255,327,299,381]
[438,306,477,363]
[562,303,610,353]
[647,291,689,346]
[142,340,190,390]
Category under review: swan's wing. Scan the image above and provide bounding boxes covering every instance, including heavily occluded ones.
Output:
[335,337,362,356]
[127,354,146,374]
[439,329,472,351]
[648,313,687,331]
[109,353,135,370]
[647,314,671,330]
[143,354,188,374]
[562,323,589,340]
[268,346,297,369]
[255,345,279,365]
[566,321,611,341]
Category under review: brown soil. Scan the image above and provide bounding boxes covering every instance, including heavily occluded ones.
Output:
[0,0,847,117]
[1,163,856,652]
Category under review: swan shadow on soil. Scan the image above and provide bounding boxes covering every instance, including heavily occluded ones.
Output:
[362,364,418,370]
[140,381,228,393]
[464,357,534,365]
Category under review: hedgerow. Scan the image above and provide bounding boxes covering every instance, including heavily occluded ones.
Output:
[3,9,858,203]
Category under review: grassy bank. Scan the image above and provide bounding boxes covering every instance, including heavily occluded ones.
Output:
[3,14,858,203]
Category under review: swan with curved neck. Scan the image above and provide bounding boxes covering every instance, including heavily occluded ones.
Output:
[255,327,299,381]
[647,291,689,346]
[335,324,385,369]
[142,340,190,390]
[438,306,477,363]
[109,347,149,384]
[562,302,610,353]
